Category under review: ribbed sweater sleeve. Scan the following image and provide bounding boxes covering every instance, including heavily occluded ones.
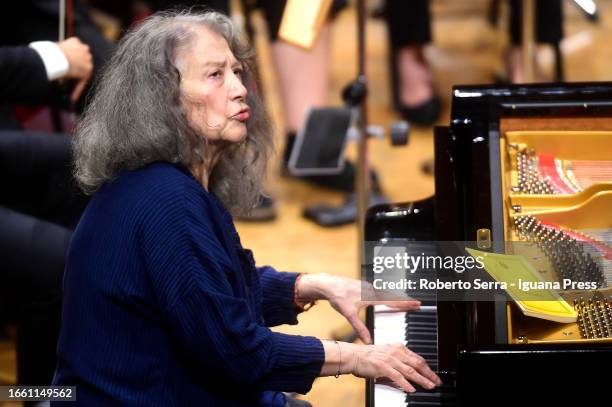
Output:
[256,266,301,326]
[140,177,325,394]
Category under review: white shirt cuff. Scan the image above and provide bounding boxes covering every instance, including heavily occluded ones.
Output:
[29,41,70,81]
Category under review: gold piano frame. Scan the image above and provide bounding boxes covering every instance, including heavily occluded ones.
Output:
[498,117,612,344]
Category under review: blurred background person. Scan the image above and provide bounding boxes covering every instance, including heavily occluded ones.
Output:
[384,0,564,126]
[0,37,92,391]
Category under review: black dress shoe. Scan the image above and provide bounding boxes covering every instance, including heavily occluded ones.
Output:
[235,195,277,222]
[398,96,441,127]
[302,191,389,227]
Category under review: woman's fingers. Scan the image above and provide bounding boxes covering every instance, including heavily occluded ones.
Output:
[383,366,416,393]
[387,344,438,390]
[352,343,441,392]
[347,313,371,344]
[387,300,421,310]
[390,356,437,390]
[360,299,421,311]
[361,281,422,304]
[402,347,442,385]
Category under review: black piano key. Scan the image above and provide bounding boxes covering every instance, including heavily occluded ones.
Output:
[409,344,436,350]
[407,316,436,322]
[408,320,436,326]
[407,329,437,336]
[405,382,457,406]
[409,349,437,358]
[403,305,458,405]
[407,327,437,334]
[374,297,457,406]
[406,332,437,341]
[406,320,435,328]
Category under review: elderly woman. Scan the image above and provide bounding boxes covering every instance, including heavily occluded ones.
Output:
[52,10,441,406]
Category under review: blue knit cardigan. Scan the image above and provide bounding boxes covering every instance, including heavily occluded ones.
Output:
[52,163,325,406]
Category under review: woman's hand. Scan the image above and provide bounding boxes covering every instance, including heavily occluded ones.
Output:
[353,342,442,392]
[296,274,421,344]
[321,341,442,393]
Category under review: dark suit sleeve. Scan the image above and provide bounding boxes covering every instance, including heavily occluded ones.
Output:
[0,46,55,104]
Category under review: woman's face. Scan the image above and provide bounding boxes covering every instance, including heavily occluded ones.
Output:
[179,28,249,144]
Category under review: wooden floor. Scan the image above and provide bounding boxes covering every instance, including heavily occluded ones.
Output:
[3,1,612,406]
[242,1,612,406]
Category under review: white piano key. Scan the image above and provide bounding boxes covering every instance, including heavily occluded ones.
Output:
[374,304,398,312]
[374,304,437,313]
[374,384,406,407]
[374,311,406,344]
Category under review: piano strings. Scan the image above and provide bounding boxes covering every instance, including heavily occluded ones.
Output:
[513,144,612,194]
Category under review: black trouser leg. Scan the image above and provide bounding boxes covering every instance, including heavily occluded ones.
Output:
[384,0,432,110]
[0,206,71,386]
[0,131,87,229]
[385,0,432,48]
[0,131,84,386]
[509,0,564,44]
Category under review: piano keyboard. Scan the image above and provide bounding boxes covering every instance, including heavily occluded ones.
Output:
[373,305,457,406]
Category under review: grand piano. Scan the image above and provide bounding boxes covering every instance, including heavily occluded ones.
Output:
[365,82,612,406]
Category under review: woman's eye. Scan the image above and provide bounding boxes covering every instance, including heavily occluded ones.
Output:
[209,70,222,79]
[234,69,244,80]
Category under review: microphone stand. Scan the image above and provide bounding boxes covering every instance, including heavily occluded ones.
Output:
[352,0,370,258]
[341,1,369,256]
[331,0,371,343]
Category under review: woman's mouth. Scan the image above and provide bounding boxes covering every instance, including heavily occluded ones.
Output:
[232,109,250,122]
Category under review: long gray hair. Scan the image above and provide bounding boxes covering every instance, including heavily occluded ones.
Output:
[73,10,273,215]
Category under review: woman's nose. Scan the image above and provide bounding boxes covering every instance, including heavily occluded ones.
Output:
[230,72,247,100]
